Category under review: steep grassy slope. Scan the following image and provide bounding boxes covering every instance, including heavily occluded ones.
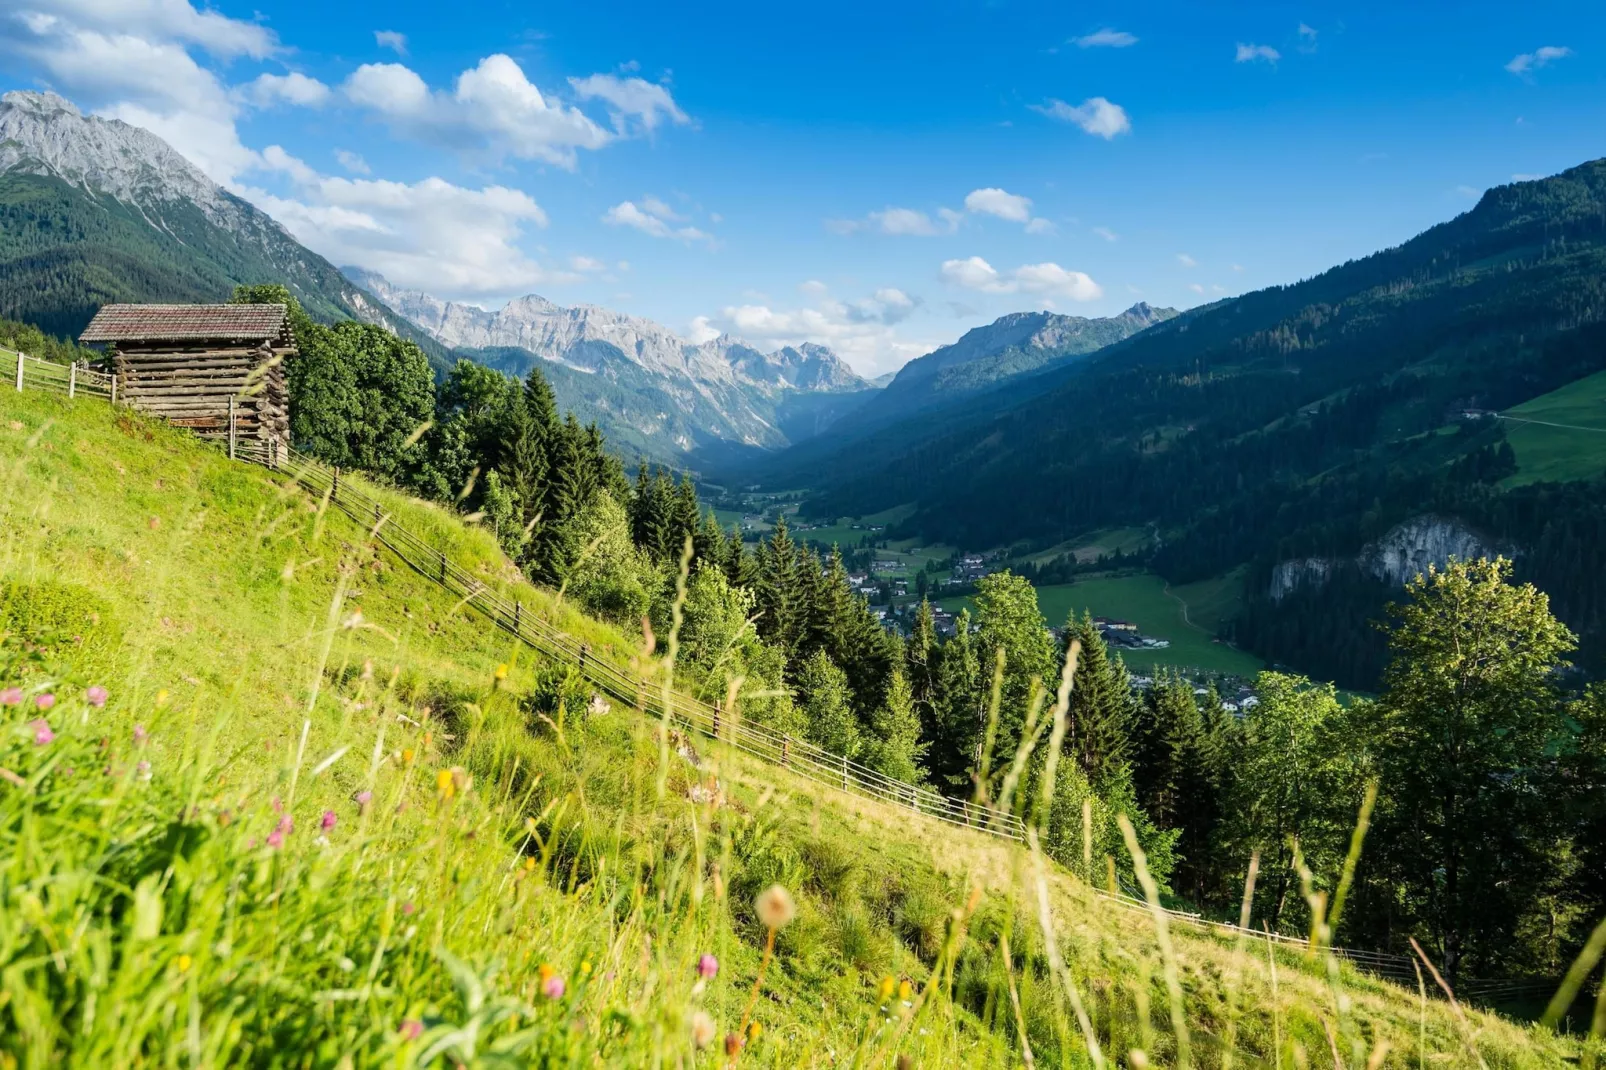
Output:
[0,389,1580,1066]
[1502,369,1606,485]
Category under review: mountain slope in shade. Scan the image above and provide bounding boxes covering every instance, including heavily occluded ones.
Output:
[787,302,1178,448]
[0,91,443,364]
[346,268,875,464]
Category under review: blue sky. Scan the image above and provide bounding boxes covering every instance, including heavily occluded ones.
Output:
[2,0,1601,375]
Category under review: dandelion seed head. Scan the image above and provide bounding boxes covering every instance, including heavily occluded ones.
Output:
[755,884,796,929]
[691,1011,717,1049]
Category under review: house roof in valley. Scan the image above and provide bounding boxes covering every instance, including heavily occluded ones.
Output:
[79,304,294,346]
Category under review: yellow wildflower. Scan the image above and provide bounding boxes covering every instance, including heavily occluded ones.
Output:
[522,856,535,871]
[537,962,555,982]
[747,1021,763,1042]
[436,768,455,800]
[579,960,592,976]
[495,663,509,680]
[401,748,415,765]
[898,978,912,1001]
[155,688,170,708]
[877,975,896,1003]
[176,954,192,973]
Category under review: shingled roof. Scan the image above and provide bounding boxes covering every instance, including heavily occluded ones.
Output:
[79,304,294,345]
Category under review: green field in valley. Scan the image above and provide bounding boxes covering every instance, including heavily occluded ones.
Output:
[1021,526,1152,565]
[940,570,1262,676]
[1501,369,1606,485]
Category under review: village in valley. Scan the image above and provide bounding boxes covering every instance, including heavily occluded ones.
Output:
[709,491,1267,709]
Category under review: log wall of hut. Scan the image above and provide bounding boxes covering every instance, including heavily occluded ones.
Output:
[109,340,291,445]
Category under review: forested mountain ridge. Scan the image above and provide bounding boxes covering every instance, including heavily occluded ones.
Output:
[804,159,1606,684]
[0,91,440,366]
[845,301,1178,430]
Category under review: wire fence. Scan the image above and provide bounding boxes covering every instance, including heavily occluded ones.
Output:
[16,350,1586,1007]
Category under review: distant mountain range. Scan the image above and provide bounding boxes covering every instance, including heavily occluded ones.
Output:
[0,87,1190,468]
[346,269,876,463]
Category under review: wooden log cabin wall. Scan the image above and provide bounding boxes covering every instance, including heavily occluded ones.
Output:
[78,304,295,460]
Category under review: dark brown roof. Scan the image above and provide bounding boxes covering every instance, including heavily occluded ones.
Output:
[79,304,293,345]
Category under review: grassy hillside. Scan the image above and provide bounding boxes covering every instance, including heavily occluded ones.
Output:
[0,388,1582,1066]
[1502,369,1606,485]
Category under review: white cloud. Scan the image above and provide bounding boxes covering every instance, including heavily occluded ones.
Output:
[240,71,329,108]
[335,149,370,174]
[1176,253,1197,267]
[964,187,1032,222]
[27,0,277,59]
[343,55,614,167]
[1231,263,1244,272]
[1297,22,1318,50]
[1024,217,1057,235]
[1074,28,1138,48]
[1506,46,1572,75]
[1188,283,1205,294]
[5,14,258,182]
[868,206,963,236]
[569,73,690,133]
[699,282,930,376]
[570,255,607,272]
[1093,226,1119,242]
[1235,43,1281,64]
[244,149,561,300]
[1031,96,1131,138]
[374,30,407,55]
[640,194,680,220]
[940,256,1102,301]
[603,200,712,243]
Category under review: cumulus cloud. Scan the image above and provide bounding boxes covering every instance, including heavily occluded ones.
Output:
[1506,46,1572,75]
[1176,253,1198,267]
[1188,283,1205,294]
[1030,96,1131,138]
[245,147,561,300]
[240,71,329,108]
[939,256,1102,302]
[374,30,407,55]
[1235,43,1281,64]
[850,206,962,236]
[335,149,370,174]
[603,199,712,243]
[4,8,261,182]
[698,281,931,376]
[569,73,689,133]
[343,54,621,167]
[1073,28,1137,48]
[964,187,1032,222]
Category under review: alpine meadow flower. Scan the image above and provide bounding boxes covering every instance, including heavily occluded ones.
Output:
[133,724,148,746]
[320,810,337,832]
[86,685,108,708]
[697,953,719,979]
[0,687,21,706]
[399,1019,423,1041]
[542,973,566,999]
[34,693,54,710]
[691,1011,717,1050]
[755,885,796,930]
[30,719,54,746]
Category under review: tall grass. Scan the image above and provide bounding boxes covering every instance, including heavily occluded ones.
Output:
[0,388,1590,1067]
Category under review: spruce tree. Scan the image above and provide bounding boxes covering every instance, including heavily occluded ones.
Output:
[797,650,860,757]
[756,518,806,658]
[931,609,982,792]
[865,670,926,782]
[1063,614,1136,790]
[906,599,939,741]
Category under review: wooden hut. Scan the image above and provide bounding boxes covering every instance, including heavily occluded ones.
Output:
[79,304,294,459]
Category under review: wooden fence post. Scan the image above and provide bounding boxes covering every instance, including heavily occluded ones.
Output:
[331,466,340,503]
[438,551,447,583]
[68,363,76,399]
[712,700,721,739]
[513,600,522,633]
[842,754,849,791]
[228,397,237,460]
[14,351,22,391]
[109,372,118,406]
[781,735,790,767]
[578,644,589,678]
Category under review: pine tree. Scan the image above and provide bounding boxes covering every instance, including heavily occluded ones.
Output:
[797,650,860,758]
[725,527,757,588]
[1063,614,1136,789]
[757,518,806,658]
[931,609,982,792]
[865,669,926,782]
[906,599,939,741]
